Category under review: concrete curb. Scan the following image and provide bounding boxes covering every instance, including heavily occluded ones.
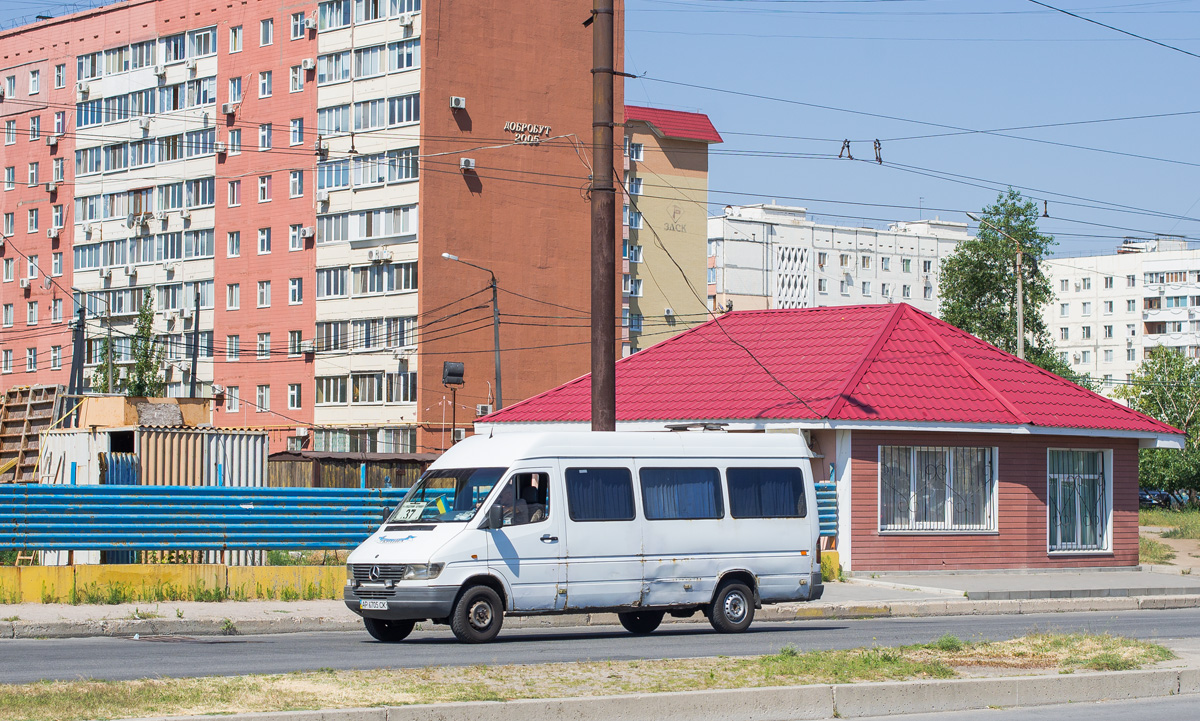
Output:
[10,593,1200,639]
[113,667,1200,721]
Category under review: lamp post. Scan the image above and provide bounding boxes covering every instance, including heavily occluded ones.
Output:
[967,212,1025,360]
[441,253,503,409]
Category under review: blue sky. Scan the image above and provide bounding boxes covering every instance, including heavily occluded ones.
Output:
[3,0,1197,256]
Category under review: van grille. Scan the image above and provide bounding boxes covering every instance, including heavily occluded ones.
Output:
[354,587,396,600]
[351,564,407,582]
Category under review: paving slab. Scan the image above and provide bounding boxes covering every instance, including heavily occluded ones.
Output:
[855,568,1200,600]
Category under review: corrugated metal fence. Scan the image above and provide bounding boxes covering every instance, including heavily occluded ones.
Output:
[815,481,837,538]
[0,485,409,551]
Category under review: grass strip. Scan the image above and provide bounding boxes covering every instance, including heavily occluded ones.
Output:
[1140,508,1200,539]
[1140,536,1178,565]
[0,633,1172,721]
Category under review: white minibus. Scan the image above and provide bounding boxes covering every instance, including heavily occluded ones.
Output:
[344,431,823,643]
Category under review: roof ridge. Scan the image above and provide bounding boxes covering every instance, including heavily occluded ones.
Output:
[824,303,908,418]
[906,310,1032,426]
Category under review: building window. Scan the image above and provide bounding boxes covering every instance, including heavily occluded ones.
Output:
[291,12,307,39]
[256,384,270,412]
[1127,348,1136,361]
[626,140,644,161]
[25,348,36,372]
[51,346,61,369]
[258,227,272,254]
[288,384,302,409]
[226,283,240,310]
[259,71,273,98]
[258,175,272,202]
[29,116,40,141]
[1060,327,1069,341]
[1127,274,1136,287]
[27,302,37,325]
[1104,276,1114,289]
[861,281,871,296]
[228,180,241,207]
[290,65,304,92]
[1103,300,1113,314]
[817,278,827,293]
[1,305,10,327]
[259,123,272,150]
[260,18,274,46]
[1103,324,1113,339]
[51,299,62,323]
[54,64,65,88]
[289,278,303,304]
[840,253,850,268]
[289,330,303,356]
[257,280,271,307]
[881,256,890,271]
[290,170,304,198]
[1080,350,1091,363]
[4,121,13,145]
[1081,277,1091,290]
[861,255,870,270]
[290,118,303,145]
[27,209,38,232]
[227,231,241,257]
[1081,326,1091,340]
[226,335,240,361]
[230,25,243,52]
[257,333,271,358]
[923,284,933,300]
[1104,349,1113,363]
[289,224,304,250]
[1081,302,1091,316]
[1048,449,1110,553]
[901,258,912,273]
[879,446,997,532]
[1059,303,1069,317]
[228,129,241,154]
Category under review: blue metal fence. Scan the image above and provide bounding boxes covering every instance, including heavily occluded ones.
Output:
[0,485,410,551]
[815,481,838,538]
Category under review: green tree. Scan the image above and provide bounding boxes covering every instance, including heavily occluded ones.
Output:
[88,291,165,396]
[939,188,1077,379]
[125,289,165,397]
[1115,347,1200,502]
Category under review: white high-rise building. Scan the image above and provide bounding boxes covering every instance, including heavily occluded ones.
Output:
[706,204,971,313]
[1043,236,1199,395]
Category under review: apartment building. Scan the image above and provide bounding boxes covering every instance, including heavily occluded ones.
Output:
[621,105,719,355]
[706,204,971,313]
[1042,236,1200,394]
[0,0,623,453]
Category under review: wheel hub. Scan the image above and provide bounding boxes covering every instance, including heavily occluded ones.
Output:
[724,591,747,623]
[469,600,493,629]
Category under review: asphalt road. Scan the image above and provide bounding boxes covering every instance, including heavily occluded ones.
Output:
[4,608,1200,684]
[859,695,1200,721]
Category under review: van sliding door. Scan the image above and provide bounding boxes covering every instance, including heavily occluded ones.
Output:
[560,463,643,610]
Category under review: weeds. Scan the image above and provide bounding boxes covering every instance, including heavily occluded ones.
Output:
[1140,537,1177,565]
[1139,508,1200,539]
[220,618,237,635]
[929,634,965,652]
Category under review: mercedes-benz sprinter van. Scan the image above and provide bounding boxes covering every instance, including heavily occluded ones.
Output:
[345,431,822,643]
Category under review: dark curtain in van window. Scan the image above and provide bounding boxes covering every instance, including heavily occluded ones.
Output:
[640,468,722,520]
[565,468,636,521]
[727,468,806,518]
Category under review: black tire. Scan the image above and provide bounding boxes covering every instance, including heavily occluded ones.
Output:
[450,585,504,643]
[363,617,415,642]
[618,610,665,635]
[709,582,755,634]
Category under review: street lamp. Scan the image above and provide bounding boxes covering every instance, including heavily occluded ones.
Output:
[966,212,1026,360]
[441,253,503,409]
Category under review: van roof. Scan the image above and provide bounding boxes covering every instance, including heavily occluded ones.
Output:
[430,431,813,469]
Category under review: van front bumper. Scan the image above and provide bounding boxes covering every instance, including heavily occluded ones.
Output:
[343,584,458,621]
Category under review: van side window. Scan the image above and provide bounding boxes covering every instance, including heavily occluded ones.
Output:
[639,467,723,520]
[565,468,635,521]
[491,474,549,527]
[727,467,807,518]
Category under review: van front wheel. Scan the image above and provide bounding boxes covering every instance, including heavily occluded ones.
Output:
[451,585,504,643]
[618,610,664,635]
[363,617,415,642]
[709,582,755,633]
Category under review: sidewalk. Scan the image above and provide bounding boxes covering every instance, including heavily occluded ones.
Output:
[4,568,1200,639]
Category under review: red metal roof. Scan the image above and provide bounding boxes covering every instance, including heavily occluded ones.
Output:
[482,304,1181,437]
[625,105,723,144]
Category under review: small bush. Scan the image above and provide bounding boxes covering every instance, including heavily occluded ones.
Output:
[930,634,965,652]
[820,554,840,583]
[1139,536,1176,565]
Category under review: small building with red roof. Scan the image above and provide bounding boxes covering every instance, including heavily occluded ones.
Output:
[478,304,1182,572]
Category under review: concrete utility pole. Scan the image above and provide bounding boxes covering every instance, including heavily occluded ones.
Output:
[590,0,616,431]
[968,212,1025,360]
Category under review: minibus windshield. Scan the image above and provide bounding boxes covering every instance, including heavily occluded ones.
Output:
[387,467,506,524]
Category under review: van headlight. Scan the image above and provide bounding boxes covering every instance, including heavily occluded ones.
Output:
[402,563,444,581]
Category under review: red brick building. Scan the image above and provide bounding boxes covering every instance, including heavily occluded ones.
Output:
[0,0,624,453]
[476,304,1183,571]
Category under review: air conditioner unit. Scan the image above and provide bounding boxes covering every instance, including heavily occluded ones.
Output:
[221,102,237,115]
[299,340,315,353]
[1074,283,1081,292]
[213,140,227,154]
[303,16,317,29]
[315,190,330,203]
[75,81,89,97]
[46,227,59,239]
[180,307,193,319]
[18,278,30,289]
[476,404,493,416]
[154,209,167,220]
[459,157,476,171]
[82,223,93,235]
[137,116,151,131]
[397,13,414,26]
[118,367,128,380]
[211,383,225,395]
[124,264,136,277]
[44,182,56,194]
[179,208,191,220]
[367,248,393,262]
[664,307,674,317]
[99,267,112,279]
[314,138,329,154]
[299,226,315,239]
[42,276,52,290]
[45,135,58,147]
[184,58,197,71]
[153,64,166,77]
[301,58,315,70]
[452,428,467,443]
[162,262,178,274]
[295,426,309,437]
[449,96,467,110]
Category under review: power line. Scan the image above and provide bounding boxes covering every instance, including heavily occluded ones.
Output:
[1027,0,1200,60]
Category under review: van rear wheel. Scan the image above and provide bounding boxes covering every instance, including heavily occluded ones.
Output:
[618,611,664,635]
[709,582,755,633]
[450,585,504,643]
[363,617,415,642]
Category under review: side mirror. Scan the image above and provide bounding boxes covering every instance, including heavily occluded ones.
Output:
[487,505,503,530]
